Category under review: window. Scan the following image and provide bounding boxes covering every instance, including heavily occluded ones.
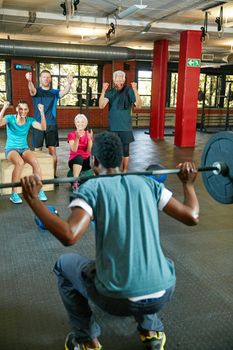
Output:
[137,70,152,107]
[169,72,221,108]
[225,75,233,108]
[0,61,7,103]
[198,74,220,108]
[169,72,178,107]
[39,63,99,107]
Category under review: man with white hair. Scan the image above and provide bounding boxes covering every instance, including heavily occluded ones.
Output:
[99,70,142,172]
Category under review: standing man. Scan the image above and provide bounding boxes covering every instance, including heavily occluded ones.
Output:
[25,70,73,177]
[99,70,142,172]
[21,131,199,350]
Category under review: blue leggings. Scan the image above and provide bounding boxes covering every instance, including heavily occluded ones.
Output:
[53,253,175,343]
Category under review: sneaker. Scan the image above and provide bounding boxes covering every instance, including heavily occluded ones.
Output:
[38,190,47,201]
[65,332,102,350]
[10,192,23,204]
[140,331,166,350]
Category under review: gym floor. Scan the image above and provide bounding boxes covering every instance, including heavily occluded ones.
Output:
[0,128,232,350]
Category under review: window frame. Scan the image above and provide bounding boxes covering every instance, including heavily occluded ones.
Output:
[136,62,152,108]
[37,61,103,107]
[0,60,11,103]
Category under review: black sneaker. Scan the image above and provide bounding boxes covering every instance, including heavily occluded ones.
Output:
[140,331,166,350]
[65,332,102,350]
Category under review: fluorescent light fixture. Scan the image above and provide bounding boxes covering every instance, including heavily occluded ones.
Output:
[116,4,147,19]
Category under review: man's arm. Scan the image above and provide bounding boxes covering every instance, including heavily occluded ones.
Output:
[163,162,199,226]
[25,72,37,96]
[59,75,73,98]
[0,101,10,127]
[21,175,91,246]
[99,82,109,109]
[131,82,142,109]
[32,104,47,131]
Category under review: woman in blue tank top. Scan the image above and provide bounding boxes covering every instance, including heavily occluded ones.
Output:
[0,100,48,204]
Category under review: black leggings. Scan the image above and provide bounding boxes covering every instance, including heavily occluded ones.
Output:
[68,155,91,171]
[122,143,129,157]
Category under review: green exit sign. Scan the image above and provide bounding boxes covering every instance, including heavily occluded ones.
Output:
[187,58,201,67]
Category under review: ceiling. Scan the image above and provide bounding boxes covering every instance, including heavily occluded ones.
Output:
[1,0,233,63]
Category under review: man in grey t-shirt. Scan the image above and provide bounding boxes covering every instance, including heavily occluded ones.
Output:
[99,70,142,172]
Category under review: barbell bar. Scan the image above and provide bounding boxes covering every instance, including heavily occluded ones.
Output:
[0,162,229,190]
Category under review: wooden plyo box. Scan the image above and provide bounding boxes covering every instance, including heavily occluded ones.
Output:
[0,151,54,195]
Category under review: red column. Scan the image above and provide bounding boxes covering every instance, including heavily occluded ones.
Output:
[150,40,168,139]
[174,30,202,147]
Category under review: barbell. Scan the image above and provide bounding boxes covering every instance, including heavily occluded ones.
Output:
[0,131,232,204]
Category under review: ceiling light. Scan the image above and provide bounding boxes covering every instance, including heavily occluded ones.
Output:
[116,3,147,19]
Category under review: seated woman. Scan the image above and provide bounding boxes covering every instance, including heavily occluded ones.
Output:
[0,100,48,204]
[68,113,93,191]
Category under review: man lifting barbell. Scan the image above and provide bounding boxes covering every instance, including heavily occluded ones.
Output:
[20,131,199,350]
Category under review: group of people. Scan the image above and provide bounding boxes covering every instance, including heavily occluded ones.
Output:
[0,69,141,203]
[0,69,74,203]
[1,68,200,350]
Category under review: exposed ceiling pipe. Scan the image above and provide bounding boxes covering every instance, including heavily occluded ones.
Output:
[0,39,228,64]
[0,39,152,61]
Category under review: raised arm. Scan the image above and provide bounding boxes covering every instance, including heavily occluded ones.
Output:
[59,74,73,98]
[25,72,37,96]
[69,130,83,152]
[32,104,47,131]
[0,101,10,127]
[99,82,109,109]
[131,82,142,109]
[87,129,93,152]
[163,162,199,226]
[21,175,91,246]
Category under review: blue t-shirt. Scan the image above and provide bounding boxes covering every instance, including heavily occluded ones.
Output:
[105,86,136,131]
[4,114,36,149]
[32,87,60,125]
[74,175,176,298]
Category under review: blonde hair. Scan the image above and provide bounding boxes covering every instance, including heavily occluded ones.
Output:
[74,114,88,126]
[113,70,126,81]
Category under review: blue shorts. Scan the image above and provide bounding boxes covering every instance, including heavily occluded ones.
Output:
[5,148,29,159]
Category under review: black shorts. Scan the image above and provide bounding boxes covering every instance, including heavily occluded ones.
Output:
[112,131,134,144]
[68,155,91,170]
[111,131,134,157]
[32,125,59,148]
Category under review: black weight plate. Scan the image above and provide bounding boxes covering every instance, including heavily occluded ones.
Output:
[201,131,233,204]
